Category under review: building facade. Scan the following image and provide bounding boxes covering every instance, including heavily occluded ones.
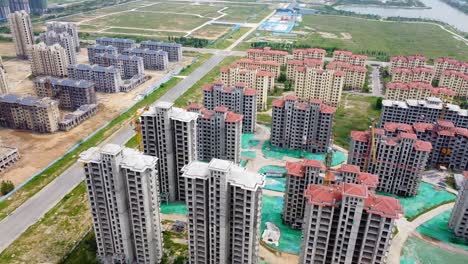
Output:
[87,44,118,65]
[332,50,368,66]
[122,48,168,70]
[59,103,99,131]
[0,67,8,95]
[326,61,367,90]
[391,67,434,84]
[93,53,144,79]
[0,146,19,172]
[434,57,468,80]
[389,55,427,73]
[46,22,80,52]
[79,144,163,264]
[271,96,335,154]
[385,81,455,101]
[140,41,182,62]
[439,70,468,99]
[286,58,323,81]
[182,159,265,264]
[9,0,29,13]
[449,171,468,240]
[40,31,77,65]
[246,47,288,65]
[233,58,281,77]
[8,10,34,59]
[29,43,69,77]
[68,64,122,93]
[292,48,326,61]
[96,37,136,53]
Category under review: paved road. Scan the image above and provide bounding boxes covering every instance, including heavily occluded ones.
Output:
[371,66,383,96]
[0,54,226,253]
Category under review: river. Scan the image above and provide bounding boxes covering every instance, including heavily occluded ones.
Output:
[335,0,468,32]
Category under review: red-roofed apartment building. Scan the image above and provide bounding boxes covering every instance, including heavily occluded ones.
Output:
[332,50,368,66]
[439,70,468,99]
[385,81,455,101]
[388,55,427,73]
[246,47,289,65]
[300,183,402,264]
[434,57,468,80]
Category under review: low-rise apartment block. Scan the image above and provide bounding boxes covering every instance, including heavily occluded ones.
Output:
[40,31,77,65]
[385,81,455,101]
[439,70,468,99]
[0,68,8,95]
[0,94,60,133]
[93,53,144,79]
[96,37,136,53]
[68,64,122,93]
[389,55,427,72]
[59,104,99,131]
[332,50,368,66]
[247,47,288,65]
[122,48,168,70]
[391,67,434,83]
[202,82,257,133]
[187,105,242,164]
[300,183,402,264]
[87,44,118,64]
[326,61,367,90]
[79,144,163,264]
[380,97,468,129]
[46,21,80,52]
[233,58,281,77]
[286,58,323,81]
[182,159,265,264]
[140,41,182,62]
[0,146,19,172]
[8,10,34,59]
[29,43,69,77]
[271,96,335,154]
[449,171,468,240]
[292,48,326,61]
[434,57,468,80]
[219,65,273,111]
[140,102,198,202]
[348,127,432,197]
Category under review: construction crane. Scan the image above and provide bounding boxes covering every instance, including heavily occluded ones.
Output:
[439,94,449,120]
[133,105,149,152]
[363,117,378,172]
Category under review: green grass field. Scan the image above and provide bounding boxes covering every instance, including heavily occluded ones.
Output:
[221,4,271,23]
[102,27,186,37]
[209,27,251,49]
[138,2,223,18]
[192,24,232,39]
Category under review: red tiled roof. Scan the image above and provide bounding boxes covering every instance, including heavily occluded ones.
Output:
[413,122,433,132]
[413,140,432,152]
[437,129,455,137]
[320,104,336,114]
[392,67,412,74]
[333,50,352,56]
[412,67,434,74]
[304,159,326,170]
[384,122,414,133]
[342,183,368,199]
[186,103,203,110]
[244,88,256,96]
[272,99,285,108]
[284,95,298,101]
[432,87,455,96]
[437,120,455,128]
[350,54,368,60]
[333,70,346,76]
[225,111,243,123]
[202,84,213,92]
[455,127,468,138]
[350,131,369,142]
[399,132,418,140]
[386,82,408,90]
[326,61,350,70]
[309,98,323,104]
[339,164,361,174]
[293,48,326,55]
[349,65,367,73]
[364,193,403,219]
[390,56,408,62]
[463,171,468,179]
[257,70,275,77]
[214,106,228,112]
[288,59,304,66]
[407,55,427,62]
[435,57,460,64]
[357,173,379,188]
[304,184,341,207]
[286,161,305,177]
[220,67,229,73]
[304,58,324,67]
[247,47,288,56]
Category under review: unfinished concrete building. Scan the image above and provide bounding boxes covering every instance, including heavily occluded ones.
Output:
[96,37,136,53]
[122,48,168,70]
[246,47,288,65]
[0,146,19,172]
[182,159,265,264]
[380,97,468,129]
[93,53,144,79]
[332,50,368,66]
[0,94,60,133]
[29,43,69,77]
[0,67,8,95]
[79,144,163,264]
[202,81,257,133]
[33,76,97,110]
[439,70,468,99]
[385,82,455,101]
[140,102,198,202]
[8,10,34,59]
[40,31,77,65]
[187,104,243,164]
[434,57,468,80]
[87,44,118,64]
[68,64,122,93]
[140,40,182,62]
[348,127,432,197]
[271,96,335,154]
[292,48,326,61]
[9,0,29,13]
[46,22,80,52]
[59,104,99,131]
[449,171,468,240]
[300,183,402,264]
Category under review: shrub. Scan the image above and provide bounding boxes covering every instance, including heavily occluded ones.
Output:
[1,180,15,195]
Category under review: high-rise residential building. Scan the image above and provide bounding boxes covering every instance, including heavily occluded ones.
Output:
[122,48,168,71]
[140,41,182,62]
[9,0,29,13]
[292,48,326,61]
[220,66,274,111]
[233,58,281,78]
[33,76,97,110]
[293,66,345,107]
[0,67,8,95]
[271,96,335,154]
[0,94,60,133]
[300,183,402,264]
[348,127,432,197]
[187,105,242,164]
[8,10,34,59]
[449,171,468,240]
[202,81,257,133]
[389,55,427,73]
[29,0,47,15]
[380,97,468,129]
[140,102,198,202]
[326,61,368,90]
[46,22,80,52]
[286,58,323,81]
[332,50,368,66]
[385,81,455,101]
[40,31,77,65]
[96,37,136,53]
[434,57,468,80]
[0,0,10,20]
[439,70,468,99]
[182,159,265,264]
[87,44,118,64]
[391,67,434,84]
[93,53,144,79]
[79,144,163,264]
[68,64,122,93]
[247,47,288,65]
[29,43,69,77]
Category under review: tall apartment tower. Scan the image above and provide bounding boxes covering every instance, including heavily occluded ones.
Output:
[140,102,198,202]
[246,47,288,65]
[449,171,468,240]
[182,159,265,264]
[203,81,257,133]
[0,67,8,95]
[187,104,243,164]
[68,64,122,93]
[271,96,336,154]
[79,144,163,264]
[0,0,10,20]
[9,0,29,13]
[140,40,183,62]
[96,37,136,53]
[30,43,69,77]
[348,128,432,197]
[46,22,80,52]
[8,10,34,59]
[87,44,118,64]
[300,183,403,264]
[40,31,77,65]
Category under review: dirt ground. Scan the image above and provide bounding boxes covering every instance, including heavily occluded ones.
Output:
[0,50,194,186]
[259,245,299,264]
[0,42,16,57]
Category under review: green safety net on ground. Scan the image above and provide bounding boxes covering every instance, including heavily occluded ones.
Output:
[160,202,188,215]
[259,165,288,192]
[240,160,248,167]
[400,236,466,264]
[258,165,287,175]
[377,182,456,219]
[261,195,301,254]
[242,133,260,149]
[261,141,346,166]
[417,209,468,250]
[241,151,257,159]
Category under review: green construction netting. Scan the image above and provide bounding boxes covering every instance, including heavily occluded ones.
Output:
[259,165,288,192]
[242,133,260,149]
[401,236,466,264]
[417,209,468,250]
[261,195,301,254]
[261,141,346,166]
[240,160,248,167]
[160,202,188,215]
[377,182,456,219]
[241,151,257,159]
[259,165,287,175]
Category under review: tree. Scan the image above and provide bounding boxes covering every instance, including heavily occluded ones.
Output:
[375,97,383,110]
[277,72,287,83]
[1,180,14,195]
